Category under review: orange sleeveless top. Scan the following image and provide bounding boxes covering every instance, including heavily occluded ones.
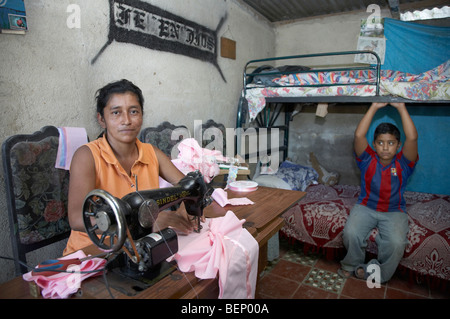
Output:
[63,136,159,255]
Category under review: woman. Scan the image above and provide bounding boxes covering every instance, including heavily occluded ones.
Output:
[64,79,197,255]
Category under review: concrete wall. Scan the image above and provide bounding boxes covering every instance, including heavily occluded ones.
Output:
[0,0,274,284]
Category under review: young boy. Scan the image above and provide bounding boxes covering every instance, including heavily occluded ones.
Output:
[339,102,418,283]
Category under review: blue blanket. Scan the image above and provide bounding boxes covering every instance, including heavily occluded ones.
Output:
[382,18,450,74]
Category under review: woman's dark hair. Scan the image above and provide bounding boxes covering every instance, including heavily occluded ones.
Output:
[374,122,401,142]
[95,79,144,116]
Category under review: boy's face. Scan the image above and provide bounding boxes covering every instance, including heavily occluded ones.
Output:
[373,133,401,165]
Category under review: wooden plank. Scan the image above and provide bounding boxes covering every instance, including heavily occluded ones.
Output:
[210,187,305,230]
[180,278,219,299]
[254,217,285,246]
[220,37,236,60]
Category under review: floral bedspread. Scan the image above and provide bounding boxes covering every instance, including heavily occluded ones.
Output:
[281,184,450,283]
[245,60,450,121]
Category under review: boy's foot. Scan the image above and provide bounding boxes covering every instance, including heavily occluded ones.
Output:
[337,268,352,279]
[355,266,366,279]
[355,260,381,279]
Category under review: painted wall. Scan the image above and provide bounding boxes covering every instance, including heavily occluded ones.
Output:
[0,0,275,284]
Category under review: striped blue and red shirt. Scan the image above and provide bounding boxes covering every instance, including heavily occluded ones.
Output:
[356,145,418,213]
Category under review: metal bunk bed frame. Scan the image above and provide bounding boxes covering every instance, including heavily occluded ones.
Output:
[235,50,449,162]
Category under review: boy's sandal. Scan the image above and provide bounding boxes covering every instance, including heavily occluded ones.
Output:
[354,264,368,279]
[337,268,353,279]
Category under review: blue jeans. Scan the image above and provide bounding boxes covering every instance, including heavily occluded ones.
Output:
[340,204,409,283]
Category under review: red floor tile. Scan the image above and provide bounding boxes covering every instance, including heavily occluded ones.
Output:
[257,239,447,299]
[314,257,341,273]
[336,277,386,299]
[256,274,300,299]
[292,284,338,299]
[385,287,428,299]
[386,275,430,298]
[269,259,311,282]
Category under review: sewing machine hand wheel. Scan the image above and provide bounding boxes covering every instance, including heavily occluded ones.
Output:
[82,189,127,252]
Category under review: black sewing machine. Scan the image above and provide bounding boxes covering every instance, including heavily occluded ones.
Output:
[82,170,213,293]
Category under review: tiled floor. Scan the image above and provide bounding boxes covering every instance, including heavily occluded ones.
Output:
[256,238,449,299]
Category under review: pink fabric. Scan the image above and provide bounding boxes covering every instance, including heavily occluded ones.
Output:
[172,138,226,183]
[169,211,259,299]
[212,188,254,207]
[22,250,106,299]
[55,127,88,170]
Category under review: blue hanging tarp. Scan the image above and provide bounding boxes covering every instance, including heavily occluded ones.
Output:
[382,18,450,74]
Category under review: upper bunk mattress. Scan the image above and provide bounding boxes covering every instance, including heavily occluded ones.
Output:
[245,60,450,121]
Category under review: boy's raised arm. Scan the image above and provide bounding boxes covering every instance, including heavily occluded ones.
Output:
[354,103,387,156]
[391,103,418,162]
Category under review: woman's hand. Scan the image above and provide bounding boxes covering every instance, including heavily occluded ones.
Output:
[153,203,204,234]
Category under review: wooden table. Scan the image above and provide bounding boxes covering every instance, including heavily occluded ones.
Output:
[0,187,305,299]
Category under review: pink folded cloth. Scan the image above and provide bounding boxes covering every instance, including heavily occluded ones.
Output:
[212,188,254,207]
[22,250,106,299]
[169,211,259,299]
[159,138,229,187]
[55,127,88,170]
[172,138,226,183]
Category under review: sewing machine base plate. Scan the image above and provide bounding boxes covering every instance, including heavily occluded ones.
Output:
[105,255,177,296]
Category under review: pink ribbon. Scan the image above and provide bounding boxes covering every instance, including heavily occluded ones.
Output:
[170,211,258,298]
[211,188,254,207]
[22,250,106,299]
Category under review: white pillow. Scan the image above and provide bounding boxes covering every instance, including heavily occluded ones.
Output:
[252,175,292,190]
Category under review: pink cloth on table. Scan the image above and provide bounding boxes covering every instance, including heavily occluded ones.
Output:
[169,211,259,299]
[172,138,226,183]
[55,127,88,170]
[212,188,254,207]
[22,250,106,299]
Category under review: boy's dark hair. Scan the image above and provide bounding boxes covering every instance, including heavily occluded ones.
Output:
[95,79,144,116]
[374,122,401,142]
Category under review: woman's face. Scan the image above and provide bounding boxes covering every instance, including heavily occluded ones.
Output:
[97,92,143,144]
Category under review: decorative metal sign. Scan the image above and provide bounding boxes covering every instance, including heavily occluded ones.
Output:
[92,0,226,81]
